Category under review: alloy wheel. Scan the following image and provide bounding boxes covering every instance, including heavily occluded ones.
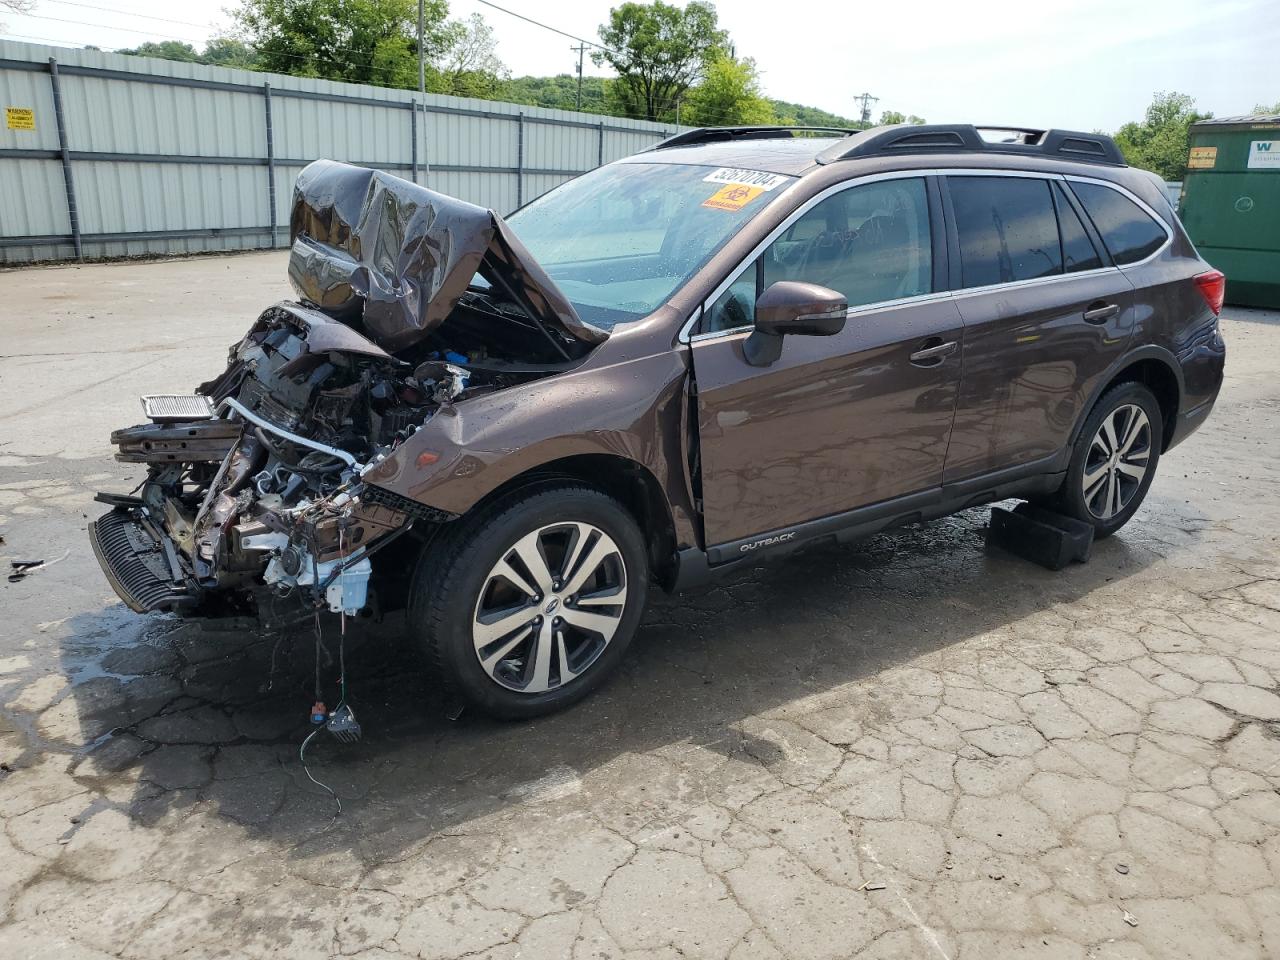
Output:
[472,522,628,693]
[1082,403,1151,520]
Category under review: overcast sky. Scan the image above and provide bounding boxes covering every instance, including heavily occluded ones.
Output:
[2,0,1274,131]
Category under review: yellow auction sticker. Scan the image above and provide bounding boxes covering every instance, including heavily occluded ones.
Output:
[1187,146,1217,169]
[702,183,765,211]
[5,107,35,130]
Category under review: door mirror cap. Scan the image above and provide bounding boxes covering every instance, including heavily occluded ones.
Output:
[755,281,848,336]
[744,281,848,366]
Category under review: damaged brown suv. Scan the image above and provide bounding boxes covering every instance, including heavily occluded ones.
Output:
[91,124,1226,718]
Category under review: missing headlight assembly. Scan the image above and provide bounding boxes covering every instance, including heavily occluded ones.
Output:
[90,160,604,622]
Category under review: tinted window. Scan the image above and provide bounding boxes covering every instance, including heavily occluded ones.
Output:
[1053,183,1104,273]
[1069,181,1167,265]
[706,178,932,333]
[950,177,1062,288]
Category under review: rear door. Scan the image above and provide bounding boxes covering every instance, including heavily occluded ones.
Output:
[689,175,965,549]
[941,173,1138,482]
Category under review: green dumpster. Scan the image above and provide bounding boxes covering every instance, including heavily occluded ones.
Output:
[1180,114,1280,308]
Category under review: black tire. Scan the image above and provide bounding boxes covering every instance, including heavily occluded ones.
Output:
[1052,381,1163,539]
[408,483,649,719]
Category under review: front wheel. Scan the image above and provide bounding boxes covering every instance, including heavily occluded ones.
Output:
[409,484,649,719]
[1053,382,1163,539]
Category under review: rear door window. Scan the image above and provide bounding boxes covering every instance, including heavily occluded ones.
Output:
[949,176,1063,288]
[1068,181,1168,265]
[1053,183,1104,273]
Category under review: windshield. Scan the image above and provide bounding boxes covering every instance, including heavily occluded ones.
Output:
[502,162,791,330]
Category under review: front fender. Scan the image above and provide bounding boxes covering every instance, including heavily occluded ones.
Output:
[362,348,695,534]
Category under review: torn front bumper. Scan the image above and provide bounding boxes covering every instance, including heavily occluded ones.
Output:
[89,504,196,613]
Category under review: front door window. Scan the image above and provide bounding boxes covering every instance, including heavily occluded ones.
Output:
[704,177,934,334]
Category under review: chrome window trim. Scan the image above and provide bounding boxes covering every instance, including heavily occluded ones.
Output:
[686,288,957,343]
[679,169,938,344]
[679,167,1172,345]
[1061,173,1175,269]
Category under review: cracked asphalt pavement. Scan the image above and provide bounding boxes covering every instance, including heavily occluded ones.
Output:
[2,253,1279,960]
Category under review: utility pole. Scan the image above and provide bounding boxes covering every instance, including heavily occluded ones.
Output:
[854,91,879,126]
[417,0,426,185]
[417,0,426,97]
[570,42,586,111]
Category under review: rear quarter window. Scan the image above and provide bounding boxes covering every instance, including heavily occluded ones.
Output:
[1068,181,1168,265]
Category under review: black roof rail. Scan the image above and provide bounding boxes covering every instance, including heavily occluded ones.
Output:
[648,125,860,151]
[815,124,1127,167]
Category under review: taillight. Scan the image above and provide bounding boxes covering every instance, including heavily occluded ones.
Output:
[1194,269,1225,316]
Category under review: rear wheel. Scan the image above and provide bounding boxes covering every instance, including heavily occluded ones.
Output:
[1053,382,1163,538]
[409,484,649,719]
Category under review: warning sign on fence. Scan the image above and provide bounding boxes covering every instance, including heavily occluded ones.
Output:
[6,107,35,130]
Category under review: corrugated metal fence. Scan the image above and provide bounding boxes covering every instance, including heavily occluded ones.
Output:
[0,40,677,264]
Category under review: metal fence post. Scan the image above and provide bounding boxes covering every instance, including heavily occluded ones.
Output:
[422,102,430,184]
[410,98,418,184]
[263,81,277,249]
[516,112,525,208]
[598,121,605,168]
[47,57,82,260]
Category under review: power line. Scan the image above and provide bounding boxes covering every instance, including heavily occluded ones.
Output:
[41,0,223,31]
[15,10,209,42]
[4,4,415,81]
[1,8,795,128]
[475,0,615,54]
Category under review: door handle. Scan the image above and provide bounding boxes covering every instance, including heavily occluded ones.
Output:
[909,339,957,366]
[1083,302,1120,323]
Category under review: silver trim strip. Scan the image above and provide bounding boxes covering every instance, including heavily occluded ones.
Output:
[681,169,935,344]
[680,168,1173,345]
[220,397,362,470]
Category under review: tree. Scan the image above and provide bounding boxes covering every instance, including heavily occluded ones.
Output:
[116,41,203,63]
[683,52,773,126]
[505,74,612,115]
[232,0,451,87]
[1113,91,1211,182]
[769,99,859,129]
[879,110,925,126]
[202,37,260,69]
[116,38,258,69]
[432,13,508,98]
[593,1,727,121]
[1255,100,1280,114]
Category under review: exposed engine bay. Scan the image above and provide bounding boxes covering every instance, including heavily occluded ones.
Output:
[90,159,606,621]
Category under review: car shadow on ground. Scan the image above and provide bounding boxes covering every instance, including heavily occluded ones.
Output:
[46,502,1170,863]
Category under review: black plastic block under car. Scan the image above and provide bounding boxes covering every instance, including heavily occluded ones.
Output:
[986,502,1095,571]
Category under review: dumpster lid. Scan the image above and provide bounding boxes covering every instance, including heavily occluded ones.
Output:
[1190,114,1280,132]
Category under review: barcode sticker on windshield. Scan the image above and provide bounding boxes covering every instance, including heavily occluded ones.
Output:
[703,168,790,192]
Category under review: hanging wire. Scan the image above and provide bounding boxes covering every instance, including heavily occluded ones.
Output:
[299,606,341,822]
[299,728,342,822]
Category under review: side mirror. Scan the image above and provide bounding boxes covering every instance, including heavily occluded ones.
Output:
[744,281,847,367]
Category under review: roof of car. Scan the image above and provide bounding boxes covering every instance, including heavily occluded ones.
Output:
[623,136,841,176]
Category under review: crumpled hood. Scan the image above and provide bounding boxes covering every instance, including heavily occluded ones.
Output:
[288,159,608,353]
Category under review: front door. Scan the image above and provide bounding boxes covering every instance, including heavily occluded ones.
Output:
[940,174,1138,481]
[690,176,964,549]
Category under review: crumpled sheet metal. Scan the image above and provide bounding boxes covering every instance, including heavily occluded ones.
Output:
[288,159,605,353]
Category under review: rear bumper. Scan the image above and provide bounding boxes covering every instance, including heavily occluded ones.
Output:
[89,507,197,613]
[1168,329,1225,451]
[1168,396,1218,452]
